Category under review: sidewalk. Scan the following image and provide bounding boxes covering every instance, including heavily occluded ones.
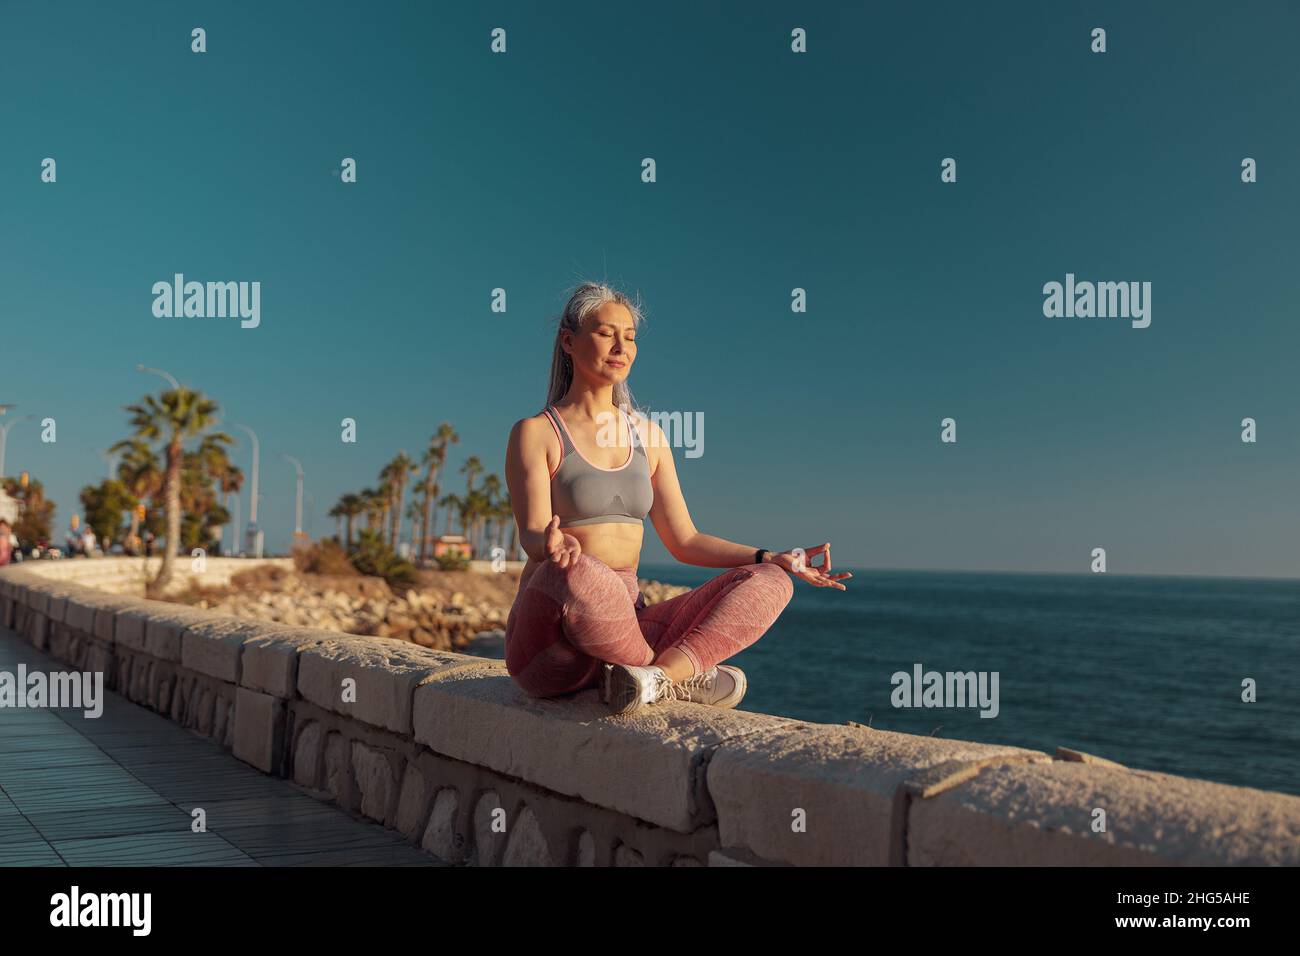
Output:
[0,628,442,866]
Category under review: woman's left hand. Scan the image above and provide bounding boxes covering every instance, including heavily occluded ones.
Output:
[770,542,852,591]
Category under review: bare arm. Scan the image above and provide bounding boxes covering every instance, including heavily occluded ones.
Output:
[639,414,852,589]
[505,415,581,566]
[640,416,765,568]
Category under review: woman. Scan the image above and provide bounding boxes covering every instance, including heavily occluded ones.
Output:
[504,282,851,716]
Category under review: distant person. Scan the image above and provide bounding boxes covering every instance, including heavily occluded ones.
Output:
[143,530,155,557]
[0,519,12,566]
[82,528,97,557]
[503,282,851,716]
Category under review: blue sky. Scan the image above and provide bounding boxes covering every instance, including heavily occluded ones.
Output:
[2,1,1297,576]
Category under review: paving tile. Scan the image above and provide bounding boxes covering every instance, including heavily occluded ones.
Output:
[3,781,169,814]
[52,830,255,866]
[0,626,443,866]
[255,844,446,866]
[25,804,197,842]
[0,839,66,867]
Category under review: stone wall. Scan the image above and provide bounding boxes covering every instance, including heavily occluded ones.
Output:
[2,554,297,597]
[2,558,1297,866]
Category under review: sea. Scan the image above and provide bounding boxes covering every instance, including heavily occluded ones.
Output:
[635,564,1300,798]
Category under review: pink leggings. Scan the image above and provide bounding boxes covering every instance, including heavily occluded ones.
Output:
[504,554,794,698]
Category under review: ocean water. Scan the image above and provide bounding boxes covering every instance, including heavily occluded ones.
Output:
[637,564,1300,797]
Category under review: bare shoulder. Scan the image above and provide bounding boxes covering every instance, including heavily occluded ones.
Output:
[510,410,560,457]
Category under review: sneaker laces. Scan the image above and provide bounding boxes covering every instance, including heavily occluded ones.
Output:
[649,669,695,704]
[671,668,718,703]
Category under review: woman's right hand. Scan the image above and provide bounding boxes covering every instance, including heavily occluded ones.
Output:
[544,515,582,568]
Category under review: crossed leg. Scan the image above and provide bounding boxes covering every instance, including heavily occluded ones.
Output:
[636,563,794,678]
[505,554,652,697]
[504,555,794,698]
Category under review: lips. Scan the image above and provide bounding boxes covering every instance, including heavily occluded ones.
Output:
[606,361,626,368]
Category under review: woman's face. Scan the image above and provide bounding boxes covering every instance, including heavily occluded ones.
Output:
[565,302,636,386]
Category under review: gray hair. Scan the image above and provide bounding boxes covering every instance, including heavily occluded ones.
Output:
[545,282,645,413]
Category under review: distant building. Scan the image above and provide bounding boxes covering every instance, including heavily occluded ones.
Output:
[433,534,472,559]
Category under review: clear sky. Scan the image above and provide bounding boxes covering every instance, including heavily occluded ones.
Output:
[2,1,1297,576]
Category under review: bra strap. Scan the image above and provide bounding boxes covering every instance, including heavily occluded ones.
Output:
[544,405,574,454]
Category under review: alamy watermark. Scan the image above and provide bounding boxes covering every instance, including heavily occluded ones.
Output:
[50,886,151,936]
[595,408,704,458]
[0,665,103,718]
[1042,273,1150,329]
[891,663,1000,719]
[152,273,261,329]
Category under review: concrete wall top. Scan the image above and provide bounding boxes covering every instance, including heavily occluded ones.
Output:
[3,557,1297,866]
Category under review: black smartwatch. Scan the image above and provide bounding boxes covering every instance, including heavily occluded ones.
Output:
[755,549,770,565]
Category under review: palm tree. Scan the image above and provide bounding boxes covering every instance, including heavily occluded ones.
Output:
[495,493,518,558]
[456,495,475,554]
[217,464,244,555]
[328,500,345,542]
[178,446,232,552]
[193,436,238,549]
[461,455,483,497]
[405,496,423,558]
[111,438,163,552]
[333,492,363,548]
[121,388,227,594]
[380,453,416,550]
[439,492,461,536]
[480,473,502,556]
[419,423,458,565]
[458,456,482,550]
[358,487,385,533]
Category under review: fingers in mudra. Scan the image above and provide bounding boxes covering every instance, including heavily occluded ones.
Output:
[546,515,580,567]
[804,542,831,574]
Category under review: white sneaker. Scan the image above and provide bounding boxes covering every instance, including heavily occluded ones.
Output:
[673,665,747,709]
[600,664,679,715]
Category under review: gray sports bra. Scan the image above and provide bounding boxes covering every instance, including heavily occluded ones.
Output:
[543,404,653,527]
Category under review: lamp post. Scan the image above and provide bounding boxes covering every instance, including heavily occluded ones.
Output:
[231,491,241,557]
[100,449,117,481]
[136,364,180,391]
[232,424,262,557]
[0,415,34,478]
[282,454,304,537]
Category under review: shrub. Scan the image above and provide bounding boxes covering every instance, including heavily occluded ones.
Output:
[348,529,417,587]
[294,538,355,576]
[435,549,470,572]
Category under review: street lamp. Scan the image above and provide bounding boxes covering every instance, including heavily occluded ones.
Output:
[232,423,261,557]
[136,364,180,391]
[282,454,304,537]
[304,490,315,541]
[0,415,34,478]
[100,449,117,480]
[231,491,241,557]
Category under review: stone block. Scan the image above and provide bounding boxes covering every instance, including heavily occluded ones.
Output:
[706,723,1048,866]
[233,687,286,774]
[907,760,1300,866]
[241,627,336,699]
[181,618,267,683]
[298,639,488,735]
[414,669,791,833]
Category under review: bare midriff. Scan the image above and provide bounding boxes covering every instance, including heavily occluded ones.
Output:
[518,522,643,591]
